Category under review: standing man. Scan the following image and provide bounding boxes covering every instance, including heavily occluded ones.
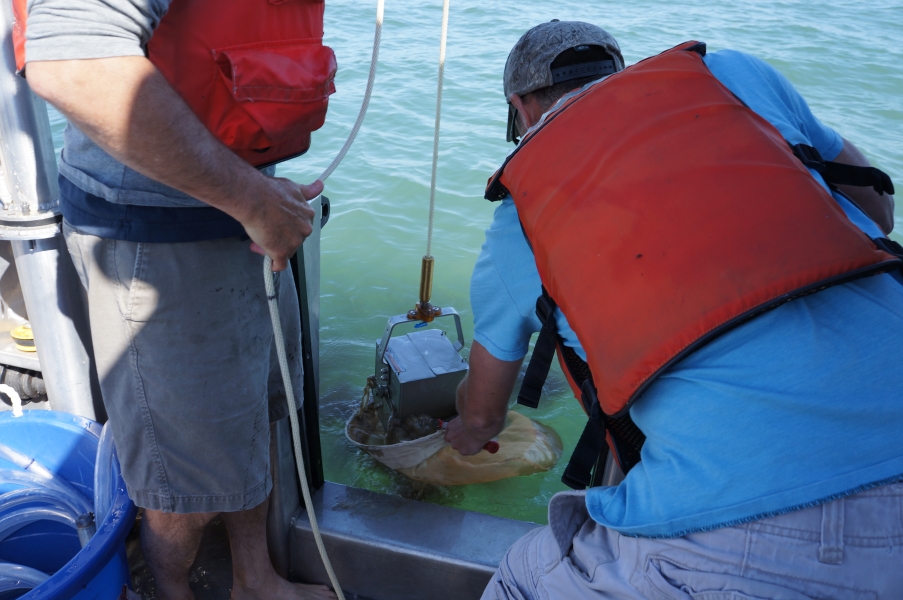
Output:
[447,21,903,598]
[21,0,336,598]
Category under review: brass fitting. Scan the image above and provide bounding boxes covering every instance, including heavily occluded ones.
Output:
[407,256,443,322]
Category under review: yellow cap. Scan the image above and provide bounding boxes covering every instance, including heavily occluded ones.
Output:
[11,324,35,353]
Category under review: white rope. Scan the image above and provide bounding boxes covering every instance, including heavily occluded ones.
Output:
[263,255,346,600]
[261,1,451,596]
[258,3,386,598]
[425,0,450,258]
[318,0,385,183]
[0,384,22,417]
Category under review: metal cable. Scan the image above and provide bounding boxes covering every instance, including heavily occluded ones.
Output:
[425,0,450,258]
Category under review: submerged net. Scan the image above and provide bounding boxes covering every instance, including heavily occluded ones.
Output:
[346,401,562,486]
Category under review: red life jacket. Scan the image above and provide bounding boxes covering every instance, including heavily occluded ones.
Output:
[485,41,899,484]
[13,0,336,167]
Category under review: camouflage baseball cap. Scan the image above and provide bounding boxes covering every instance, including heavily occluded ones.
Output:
[504,21,624,143]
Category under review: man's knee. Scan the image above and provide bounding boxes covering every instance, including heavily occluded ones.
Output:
[483,526,559,600]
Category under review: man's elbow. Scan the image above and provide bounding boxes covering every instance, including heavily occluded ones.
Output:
[22,61,67,104]
[846,186,896,235]
[832,139,896,234]
[879,195,895,234]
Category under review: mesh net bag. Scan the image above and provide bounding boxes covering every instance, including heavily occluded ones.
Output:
[346,406,562,486]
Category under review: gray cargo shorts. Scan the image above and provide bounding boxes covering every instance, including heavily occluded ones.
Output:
[483,481,903,599]
[64,222,302,513]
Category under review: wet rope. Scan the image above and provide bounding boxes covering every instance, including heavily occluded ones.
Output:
[425,0,450,258]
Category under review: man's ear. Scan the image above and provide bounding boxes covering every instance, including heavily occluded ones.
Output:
[508,92,530,134]
[508,92,526,113]
[508,92,541,131]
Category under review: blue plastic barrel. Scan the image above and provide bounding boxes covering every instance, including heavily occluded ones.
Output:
[0,411,136,599]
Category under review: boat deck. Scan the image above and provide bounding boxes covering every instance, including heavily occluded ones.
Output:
[126,482,537,600]
[127,514,376,600]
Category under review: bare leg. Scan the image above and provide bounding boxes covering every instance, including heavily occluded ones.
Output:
[142,509,218,600]
[223,496,336,600]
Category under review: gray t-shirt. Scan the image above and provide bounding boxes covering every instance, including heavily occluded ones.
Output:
[26,0,209,207]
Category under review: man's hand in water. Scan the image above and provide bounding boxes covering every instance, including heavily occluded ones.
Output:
[246,178,323,272]
[445,417,494,456]
[446,341,521,455]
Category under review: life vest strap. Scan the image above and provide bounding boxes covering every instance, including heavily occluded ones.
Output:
[517,289,558,409]
[562,390,608,490]
[561,345,645,477]
[519,291,648,485]
[792,144,895,196]
[873,237,903,260]
[518,286,649,481]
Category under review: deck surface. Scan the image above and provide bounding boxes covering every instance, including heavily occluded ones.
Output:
[126,511,374,600]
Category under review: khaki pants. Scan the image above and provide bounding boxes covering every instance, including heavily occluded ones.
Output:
[484,482,903,599]
[64,222,302,513]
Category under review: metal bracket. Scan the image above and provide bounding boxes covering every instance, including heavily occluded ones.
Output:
[0,217,60,241]
[376,307,465,366]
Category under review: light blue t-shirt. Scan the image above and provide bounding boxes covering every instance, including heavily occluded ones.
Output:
[471,49,903,538]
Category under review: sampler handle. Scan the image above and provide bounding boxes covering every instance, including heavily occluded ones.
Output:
[376,307,465,365]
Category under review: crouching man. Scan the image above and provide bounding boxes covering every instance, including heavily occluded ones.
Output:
[447,20,903,598]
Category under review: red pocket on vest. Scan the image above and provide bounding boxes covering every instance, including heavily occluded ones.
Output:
[209,40,337,157]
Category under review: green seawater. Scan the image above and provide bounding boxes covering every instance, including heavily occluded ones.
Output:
[49,1,903,525]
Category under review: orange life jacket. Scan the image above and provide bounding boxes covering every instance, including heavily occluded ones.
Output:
[485,41,899,485]
[13,0,336,167]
